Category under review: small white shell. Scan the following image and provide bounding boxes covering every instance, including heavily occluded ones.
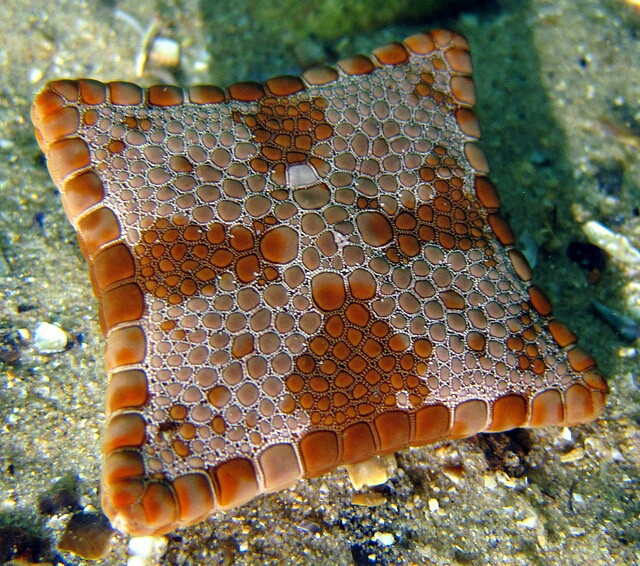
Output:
[148,37,180,68]
[33,322,69,354]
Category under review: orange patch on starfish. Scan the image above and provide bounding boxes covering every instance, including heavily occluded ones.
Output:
[31,30,608,536]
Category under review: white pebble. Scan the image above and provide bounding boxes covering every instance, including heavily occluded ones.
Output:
[559,427,573,442]
[29,68,44,83]
[148,37,180,68]
[33,322,69,353]
[483,473,498,490]
[127,536,168,566]
[372,532,395,546]
[518,516,537,529]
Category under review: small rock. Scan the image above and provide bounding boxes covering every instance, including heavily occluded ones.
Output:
[428,498,440,512]
[345,454,394,489]
[294,519,321,535]
[39,487,80,516]
[495,470,527,489]
[442,463,465,484]
[619,346,638,358]
[351,491,387,507]
[560,447,585,463]
[595,161,624,197]
[0,345,19,363]
[57,511,115,560]
[33,322,69,354]
[518,515,538,529]
[567,241,607,272]
[29,67,44,84]
[559,427,574,442]
[128,535,168,566]
[0,328,30,363]
[483,473,497,490]
[372,531,395,546]
[148,37,181,68]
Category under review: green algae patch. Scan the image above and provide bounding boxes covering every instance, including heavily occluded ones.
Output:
[256,0,458,40]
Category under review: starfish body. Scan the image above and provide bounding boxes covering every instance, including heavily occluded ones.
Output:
[31,30,607,536]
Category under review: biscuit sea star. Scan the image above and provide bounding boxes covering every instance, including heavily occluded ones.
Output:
[31,30,608,536]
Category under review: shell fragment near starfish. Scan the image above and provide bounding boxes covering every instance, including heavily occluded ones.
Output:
[31,29,608,536]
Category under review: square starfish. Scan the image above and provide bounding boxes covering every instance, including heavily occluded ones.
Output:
[31,29,607,536]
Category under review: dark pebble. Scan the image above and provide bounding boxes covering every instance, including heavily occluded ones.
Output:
[567,241,607,272]
[39,487,80,516]
[0,345,19,363]
[478,429,532,478]
[350,543,370,566]
[595,162,624,196]
[0,526,51,563]
[57,512,115,560]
